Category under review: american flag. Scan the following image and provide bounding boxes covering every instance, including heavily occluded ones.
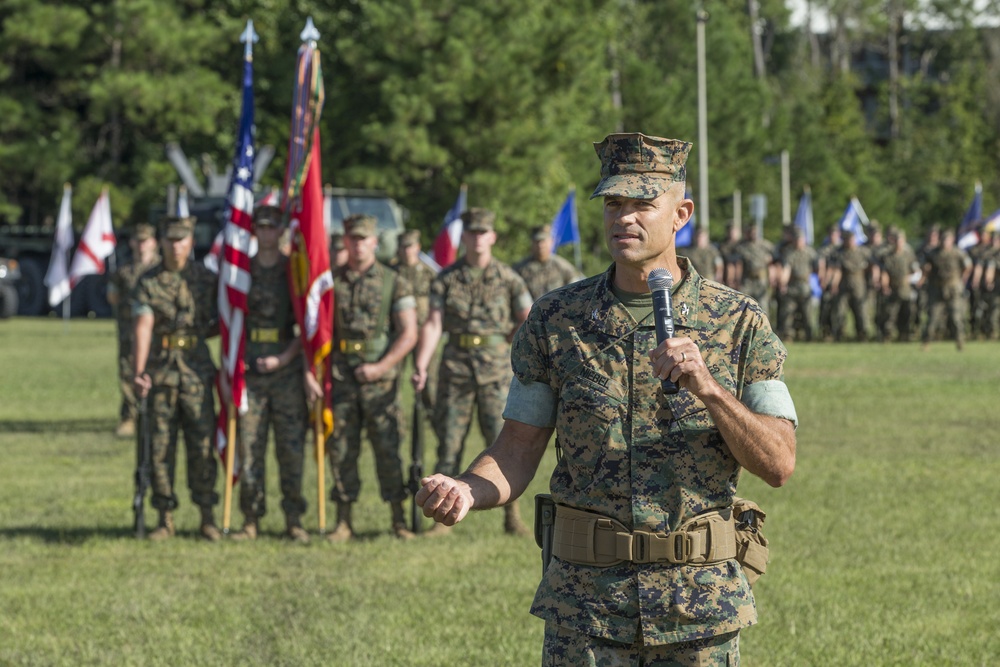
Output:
[215,28,257,480]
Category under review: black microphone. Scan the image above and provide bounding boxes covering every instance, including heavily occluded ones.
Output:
[647,268,679,395]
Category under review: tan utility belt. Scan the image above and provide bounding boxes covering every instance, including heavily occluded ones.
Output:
[455,333,506,348]
[249,328,288,344]
[552,504,737,567]
[160,334,199,350]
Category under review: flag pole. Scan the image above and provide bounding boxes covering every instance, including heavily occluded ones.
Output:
[223,399,237,533]
[314,392,326,534]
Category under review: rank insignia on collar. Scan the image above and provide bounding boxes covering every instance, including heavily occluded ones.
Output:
[679,303,690,317]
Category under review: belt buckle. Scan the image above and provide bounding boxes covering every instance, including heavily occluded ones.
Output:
[670,532,692,564]
[632,531,650,564]
[350,342,364,353]
[471,335,482,346]
[176,337,187,349]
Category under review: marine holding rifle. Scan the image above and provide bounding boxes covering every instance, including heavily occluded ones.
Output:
[321,214,418,542]
[416,133,798,664]
[132,215,221,542]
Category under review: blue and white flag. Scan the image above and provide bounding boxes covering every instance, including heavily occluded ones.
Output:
[550,189,580,249]
[957,182,982,250]
[838,196,868,244]
[794,190,814,246]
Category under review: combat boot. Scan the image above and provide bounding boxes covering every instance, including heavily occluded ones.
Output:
[148,511,175,541]
[504,502,530,537]
[424,521,453,538]
[285,516,310,544]
[115,418,135,438]
[390,501,415,541]
[230,517,257,542]
[200,507,221,542]
[325,503,353,543]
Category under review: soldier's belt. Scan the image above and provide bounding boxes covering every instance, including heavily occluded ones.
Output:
[455,333,507,348]
[250,328,284,343]
[339,339,379,354]
[552,504,736,567]
[160,334,199,350]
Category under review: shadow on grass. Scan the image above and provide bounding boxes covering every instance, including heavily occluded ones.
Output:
[0,418,115,434]
[0,525,137,544]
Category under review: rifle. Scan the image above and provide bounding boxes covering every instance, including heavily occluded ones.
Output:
[408,398,425,534]
[132,395,152,538]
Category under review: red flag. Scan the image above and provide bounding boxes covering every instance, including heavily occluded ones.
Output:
[433,185,467,268]
[285,31,333,439]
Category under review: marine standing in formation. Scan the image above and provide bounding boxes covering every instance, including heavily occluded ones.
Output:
[735,224,776,315]
[878,229,920,342]
[830,230,871,342]
[132,215,221,541]
[684,227,724,283]
[920,228,972,351]
[107,222,159,438]
[412,208,533,536]
[512,223,583,302]
[416,132,797,664]
[325,214,418,541]
[393,229,438,411]
[777,228,818,341]
[230,206,310,544]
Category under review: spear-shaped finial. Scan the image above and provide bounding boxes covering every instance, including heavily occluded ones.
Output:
[300,16,320,43]
[240,19,258,59]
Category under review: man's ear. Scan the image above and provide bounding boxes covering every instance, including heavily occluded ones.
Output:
[674,198,695,233]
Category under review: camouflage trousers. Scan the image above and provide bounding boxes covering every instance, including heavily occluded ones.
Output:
[777,284,813,342]
[237,363,308,521]
[433,363,510,478]
[922,286,966,345]
[834,290,869,341]
[328,373,408,504]
[118,344,137,422]
[542,624,740,667]
[880,293,914,342]
[148,370,219,512]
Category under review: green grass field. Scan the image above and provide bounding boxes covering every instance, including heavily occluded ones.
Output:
[1,317,998,666]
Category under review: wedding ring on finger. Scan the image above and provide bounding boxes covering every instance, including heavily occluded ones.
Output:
[681,351,687,363]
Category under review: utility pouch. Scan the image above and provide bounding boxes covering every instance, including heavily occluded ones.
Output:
[534,494,556,574]
[733,497,769,586]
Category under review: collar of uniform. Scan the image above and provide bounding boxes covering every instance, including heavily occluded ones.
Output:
[340,260,383,283]
[458,257,499,281]
[581,258,707,335]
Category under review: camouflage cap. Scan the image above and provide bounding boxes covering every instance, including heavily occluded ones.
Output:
[398,230,421,247]
[531,224,552,241]
[461,208,495,233]
[590,132,692,200]
[329,233,345,251]
[159,215,195,240]
[132,222,156,241]
[253,204,284,228]
[343,214,378,238]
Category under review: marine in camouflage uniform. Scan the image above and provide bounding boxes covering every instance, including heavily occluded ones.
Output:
[513,223,584,302]
[981,233,1000,339]
[415,133,797,665]
[777,229,818,341]
[735,225,776,318]
[394,229,438,411]
[327,214,419,541]
[230,206,310,544]
[878,230,919,342]
[107,223,158,437]
[133,216,220,541]
[412,208,533,536]
[684,227,724,283]
[921,229,972,350]
[831,231,871,341]
[718,223,742,289]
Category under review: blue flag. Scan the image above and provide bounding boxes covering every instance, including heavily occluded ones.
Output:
[957,183,982,250]
[838,197,868,244]
[550,189,579,249]
[674,190,695,248]
[794,190,814,246]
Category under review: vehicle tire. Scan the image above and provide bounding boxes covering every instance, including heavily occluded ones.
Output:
[0,284,18,318]
[15,255,48,316]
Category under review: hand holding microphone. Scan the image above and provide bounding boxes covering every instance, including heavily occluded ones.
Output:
[647,268,680,395]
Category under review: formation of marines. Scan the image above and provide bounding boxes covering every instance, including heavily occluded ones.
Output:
[113,204,582,542]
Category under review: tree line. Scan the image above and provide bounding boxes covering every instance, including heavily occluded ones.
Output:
[2,0,999,264]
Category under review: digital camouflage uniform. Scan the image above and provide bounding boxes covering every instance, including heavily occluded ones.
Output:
[133,261,219,513]
[735,238,775,317]
[879,245,919,341]
[395,250,438,410]
[683,244,722,283]
[817,240,841,340]
[779,245,818,341]
[238,255,308,524]
[921,245,971,347]
[109,255,157,425]
[430,258,532,476]
[507,259,794,653]
[834,244,871,341]
[513,253,583,302]
[329,260,415,505]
